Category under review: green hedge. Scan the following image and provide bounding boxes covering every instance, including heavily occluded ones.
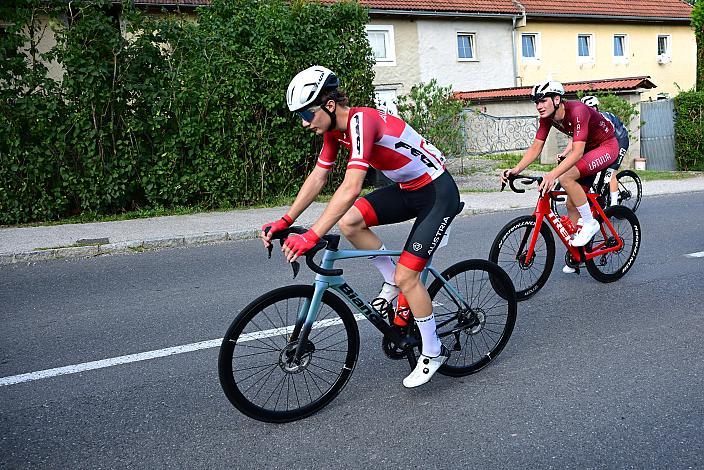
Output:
[674,90,704,171]
[0,0,375,224]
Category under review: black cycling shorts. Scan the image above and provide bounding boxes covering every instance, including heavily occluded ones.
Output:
[353,171,460,271]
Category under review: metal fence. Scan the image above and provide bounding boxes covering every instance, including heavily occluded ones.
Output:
[640,99,676,170]
[462,110,539,155]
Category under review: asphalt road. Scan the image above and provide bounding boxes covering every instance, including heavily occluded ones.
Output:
[1,192,703,469]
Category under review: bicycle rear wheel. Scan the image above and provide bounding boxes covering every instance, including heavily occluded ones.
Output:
[585,205,641,283]
[218,285,360,423]
[427,259,517,377]
[489,215,556,301]
[611,170,642,212]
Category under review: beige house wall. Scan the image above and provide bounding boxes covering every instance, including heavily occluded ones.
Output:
[368,16,517,113]
[368,17,421,97]
[13,15,64,83]
[516,21,696,101]
[416,18,515,91]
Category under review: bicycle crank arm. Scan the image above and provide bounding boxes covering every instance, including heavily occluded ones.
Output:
[405,350,418,369]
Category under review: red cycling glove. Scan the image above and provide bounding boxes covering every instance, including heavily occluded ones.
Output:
[283,229,320,257]
[261,214,293,236]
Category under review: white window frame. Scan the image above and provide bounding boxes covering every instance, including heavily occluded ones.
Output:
[456,32,478,62]
[521,32,540,61]
[577,33,595,63]
[366,25,396,66]
[657,34,672,64]
[613,34,629,63]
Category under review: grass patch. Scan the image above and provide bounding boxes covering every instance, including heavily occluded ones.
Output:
[635,170,704,181]
[471,152,556,173]
[460,188,497,193]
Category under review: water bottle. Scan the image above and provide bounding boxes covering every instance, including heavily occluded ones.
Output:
[393,293,413,327]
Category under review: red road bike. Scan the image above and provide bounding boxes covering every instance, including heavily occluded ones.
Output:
[489,174,641,301]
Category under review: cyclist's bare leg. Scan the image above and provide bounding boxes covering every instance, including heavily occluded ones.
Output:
[395,264,444,358]
[396,263,447,387]
[609,172,618,193]
[340,207,398,300]
[394,264,431,319]
[609,172,619,205]
[559,166,588,208]
[565,197,579,225]
[339,206,382,250]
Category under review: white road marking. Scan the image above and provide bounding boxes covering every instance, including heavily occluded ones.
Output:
[0,314,367,387]
[684,251,704,258]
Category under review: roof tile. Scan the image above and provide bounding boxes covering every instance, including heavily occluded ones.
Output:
[454,76,657,101]
[519,0,692,19]
[131,0,692,18]
[347,0,520,14]
[134,0,521,14]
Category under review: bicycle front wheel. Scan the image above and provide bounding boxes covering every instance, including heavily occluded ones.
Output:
[218,285,360,423]
[612,170,642,212]
[489,215,556,301]
[585,205,641,283]
[550,183,568,218]
[427,259,517,377]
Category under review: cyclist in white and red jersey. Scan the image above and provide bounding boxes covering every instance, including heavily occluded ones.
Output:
[260,66,460,388]
[500,80,620,246]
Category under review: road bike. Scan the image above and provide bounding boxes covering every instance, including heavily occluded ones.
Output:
[551,167,642,216]
[219,223,517,423]
[489,174,641,301]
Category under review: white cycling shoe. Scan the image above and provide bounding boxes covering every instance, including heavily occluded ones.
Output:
[562,264,577,274]
[370,282,399,315]
[570,219,600,247]
[403,346,449,388]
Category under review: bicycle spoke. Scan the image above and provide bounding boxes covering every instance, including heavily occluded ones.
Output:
[245,363,280,399]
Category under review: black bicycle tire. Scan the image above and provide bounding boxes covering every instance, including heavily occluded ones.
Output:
[489,215,556,301]
[427,259,517,377]
[218,285,360,423]
[585,205,641,283]
[613,170,642,212]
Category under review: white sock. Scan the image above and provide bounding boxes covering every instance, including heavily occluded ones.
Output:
[610,191,619,205]
[415,314,442,357]
[576,202,594,224]
[368,245,396,285]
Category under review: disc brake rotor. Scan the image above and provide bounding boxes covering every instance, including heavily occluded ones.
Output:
[279,340,315,373]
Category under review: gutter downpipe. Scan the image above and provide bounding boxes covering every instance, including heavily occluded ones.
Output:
[511,16,518,87]
[511,1,526,87]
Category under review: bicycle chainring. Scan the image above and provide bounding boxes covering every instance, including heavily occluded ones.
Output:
[381,325,420,360]
[564,251,580,269]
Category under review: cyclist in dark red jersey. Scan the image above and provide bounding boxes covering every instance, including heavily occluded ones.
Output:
[499,80,620,246]
[260,66,460,388]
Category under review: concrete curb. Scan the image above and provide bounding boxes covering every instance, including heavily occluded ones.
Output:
[0,229,262,265]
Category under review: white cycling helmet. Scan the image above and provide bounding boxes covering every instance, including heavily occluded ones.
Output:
[581,95,600,108]
[286,65,340,112]
[530,80,565,103]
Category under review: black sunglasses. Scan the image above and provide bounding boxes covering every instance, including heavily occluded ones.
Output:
[296,106,321,122]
